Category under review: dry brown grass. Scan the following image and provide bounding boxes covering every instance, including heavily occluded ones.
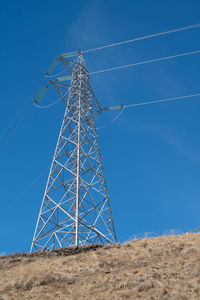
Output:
[1,233,200,299]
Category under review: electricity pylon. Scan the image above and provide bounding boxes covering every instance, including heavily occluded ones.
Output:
[30,52,117,252]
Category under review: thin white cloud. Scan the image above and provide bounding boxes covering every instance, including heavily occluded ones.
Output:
[124,117,200,166]
[68,0,105,49]
[153,125,200,166]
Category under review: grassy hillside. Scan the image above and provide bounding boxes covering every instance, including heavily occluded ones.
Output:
[1,233,200,299]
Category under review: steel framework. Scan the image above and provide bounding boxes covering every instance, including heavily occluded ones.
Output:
[30,52,117,252]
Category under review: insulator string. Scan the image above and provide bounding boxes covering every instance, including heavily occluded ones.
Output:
[97,92,200,130]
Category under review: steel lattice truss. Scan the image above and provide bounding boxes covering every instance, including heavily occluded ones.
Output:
[31,53,117,252]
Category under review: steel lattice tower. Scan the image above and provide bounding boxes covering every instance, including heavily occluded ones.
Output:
[30,52,117,252]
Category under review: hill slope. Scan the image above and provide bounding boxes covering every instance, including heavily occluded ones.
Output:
[1,233,200,300]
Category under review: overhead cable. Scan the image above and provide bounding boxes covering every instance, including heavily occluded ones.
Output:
[96,108,125,130]
[0,98,30,143]
[0,164,50,218]
[97,92,200,130]
[123,92,200,108]
[83,23,200,53]
[33,90,70,109]
[0,77,49,151]
[45,68,67,78]
[90,49,200,75]
[0,107,33,153]
[34,96,63,109]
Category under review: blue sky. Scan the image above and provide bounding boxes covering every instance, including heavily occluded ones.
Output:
[1,0,200,253]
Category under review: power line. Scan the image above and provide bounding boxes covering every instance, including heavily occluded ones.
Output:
[0,98,30,143]
[0,164,50,218]
[34,97,62,109]
[90,49,200,75]
[0,106,33,153]
[0,78,48,151]
[123,92,200,108]
[3,51,200,146]
[45,68,67,78]
[83,23,200,53]
[97,92,200,130]
[33,90,69,109]
[96,108,125,130]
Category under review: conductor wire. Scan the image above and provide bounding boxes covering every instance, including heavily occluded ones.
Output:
[96,108,125,130]
[0,164,50,218]
[33,90,70,109]
[123,92,200,108]
[45,68,67,78]
[97,92,200,129]
[0,106,33,153]
[83,23,200,53]
[0,98,30,143]
[90,49,200,76]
